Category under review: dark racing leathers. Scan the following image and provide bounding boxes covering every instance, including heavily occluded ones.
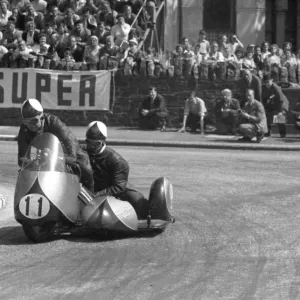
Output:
[87,146,148,219]
[18,113,94,191]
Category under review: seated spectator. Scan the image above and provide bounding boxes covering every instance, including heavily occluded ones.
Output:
[35,34,50,54]
[0,1,12,31]
[44,23,57,45]
[71,19,91,47]
[122,37,142,75]
[111,14,130,47]
[56,22,70,47]
[233,47,244,66]
[22,21,40,49]
[83,35,101,70]
[123,4,137,28]
[237,89,267,143]
[262,73,289,137]
[10,0,31,13]
[97,2,117,27]
[138,86,169,131]
[61,47,75,63]
[214,89,240,135]
[30,0,47,14]
[99,35,120,70]
[68,35,84,62]
[21,5,44,30]
[283,42,295,57]
[7,38,34,67]
[44,5,63,29]
[69,0,86,15]
[11,8,22,29]
[47,32,64,60]
[261,41,271,60]
[79,0,98,15]
[242,51,256,70]
[63,8,80,31]
[178,90,207,134]
[228,34,244,56]
[2,20,22,50]
[253,45,264,71]
[282,49,297,67]
[209,42,224,62]
[80,6,97,31]
[92,21,110,45]
[180,37,191,54]
[219,34,231,59]
[197,29,210,57]
[265,44,281,66]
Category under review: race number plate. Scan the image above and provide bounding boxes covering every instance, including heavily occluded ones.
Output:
[19,194,50,219]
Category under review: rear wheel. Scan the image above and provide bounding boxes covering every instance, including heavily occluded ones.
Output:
[22,223,55,243]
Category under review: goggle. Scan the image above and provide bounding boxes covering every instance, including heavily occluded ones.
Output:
[22,114,43,126]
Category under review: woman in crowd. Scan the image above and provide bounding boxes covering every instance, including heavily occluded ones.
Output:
[219,34,231,59]
[242,50,256,71]
[83,35,101,70]
[228,34,244,56]
[261,41,271,60]
[265,44,281,66]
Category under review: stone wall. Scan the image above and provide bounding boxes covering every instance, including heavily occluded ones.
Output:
[0,75,299,127]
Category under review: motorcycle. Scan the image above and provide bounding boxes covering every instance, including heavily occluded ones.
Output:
[14,133,175,243]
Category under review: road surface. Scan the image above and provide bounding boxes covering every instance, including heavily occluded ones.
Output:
[0,142,300,300]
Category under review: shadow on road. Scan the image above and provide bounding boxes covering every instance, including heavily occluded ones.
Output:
[0,225,33,245]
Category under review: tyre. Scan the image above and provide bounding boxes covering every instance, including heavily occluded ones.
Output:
[22,223,55,243]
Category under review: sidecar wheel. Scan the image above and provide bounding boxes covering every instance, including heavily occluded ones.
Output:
[22,223,54,243]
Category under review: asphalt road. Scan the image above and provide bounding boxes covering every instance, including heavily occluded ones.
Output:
[1,143,300,300]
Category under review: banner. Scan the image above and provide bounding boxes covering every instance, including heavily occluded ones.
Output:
[0,68,111,111]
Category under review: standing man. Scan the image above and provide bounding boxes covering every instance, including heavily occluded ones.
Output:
[18,99,94,191]
[262,73,289,137]
[214,89,240,135]
[178,90,207,134]
[138,86,169,131]
[237,89,268,143]
[237,69,262,106]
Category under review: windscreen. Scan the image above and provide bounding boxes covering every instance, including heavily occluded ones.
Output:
[21,132,66,172]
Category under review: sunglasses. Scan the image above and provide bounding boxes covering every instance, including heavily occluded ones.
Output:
[22,115,43,126]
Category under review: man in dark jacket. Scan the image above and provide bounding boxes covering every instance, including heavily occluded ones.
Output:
[262,73,289,137]
[214,89,240,135]
[237,69,262,106]
[138,86,169,131]
[84,121,148,219]
[18,99,93,191]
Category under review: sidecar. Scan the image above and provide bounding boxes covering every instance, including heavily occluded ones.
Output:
[14,133,174,243]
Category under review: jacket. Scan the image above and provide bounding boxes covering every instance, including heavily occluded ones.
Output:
[138,93,168,117]
[215,98,240,119]
[21,30,40,45]
[88,146,129,197]
[18,113,89,167]
[237,74,262,103]
[262,82,289,113]
[242,99,268,133]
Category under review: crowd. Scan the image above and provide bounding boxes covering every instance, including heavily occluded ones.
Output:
[0,0,162,73]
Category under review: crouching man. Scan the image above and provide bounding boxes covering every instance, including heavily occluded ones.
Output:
[84,121,149,219]
[237,89,268,143]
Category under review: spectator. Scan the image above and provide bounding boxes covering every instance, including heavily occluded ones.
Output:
[265,44,281,66]
[197,29,210,58]
[0,43,8,65]
[283,42,294,57]
[233,47,244,67]
[22,21,40,49]
[99,35,120,70]
[11,8,22,28]
[282,49,297,67]
[63,8,80,31]
[56,21,70,47]
[253,45,264,71]
[83,35,101,70]
[44,23,57,45]
[194,43,206,64]
[2,20,22,50]
[8,38,33,67]
[145,0,156,25]
[242,51,256,70]
[69,0,86,15]
[262,73,289,137]
[21,5,44,30]
[209,42,224,62]
[61,47,76,65]
[71,19,91,46]
[92,21,110,45]
[111,13,130,47]
[237,69,262,104]
[219,34,231,59]
[97,2,117,27]
[122,37,142,76]
[237,89,267,143]
[178,90,207,134]
[261,41,271,60]
[80,0,98,15]
[30,0,47,14]
[0,1,12,31]
[68,34,84,62]
[114,0,133,14]
[44,5,63,29]
[10,0,31,13]
[214,89,240,135]
[80,6,97,31]
[228,34,244,55]
[138,86,169,131]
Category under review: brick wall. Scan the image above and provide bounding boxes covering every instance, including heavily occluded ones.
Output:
[0,75,269,127]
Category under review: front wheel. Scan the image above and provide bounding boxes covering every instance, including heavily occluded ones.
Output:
[22,223,55,243]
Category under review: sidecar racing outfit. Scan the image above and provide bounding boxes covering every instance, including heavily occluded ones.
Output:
[18,99,94,191]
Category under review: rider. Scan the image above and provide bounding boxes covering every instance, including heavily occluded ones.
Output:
[18,98,94,191]
[84,121,149,219]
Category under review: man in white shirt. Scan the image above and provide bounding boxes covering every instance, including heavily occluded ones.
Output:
[178,91,207,134]
[0,2,12,31]
[111,14,130,48]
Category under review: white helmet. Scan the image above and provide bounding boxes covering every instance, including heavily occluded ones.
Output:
[21,99,43,119]
[86,121,107,141]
